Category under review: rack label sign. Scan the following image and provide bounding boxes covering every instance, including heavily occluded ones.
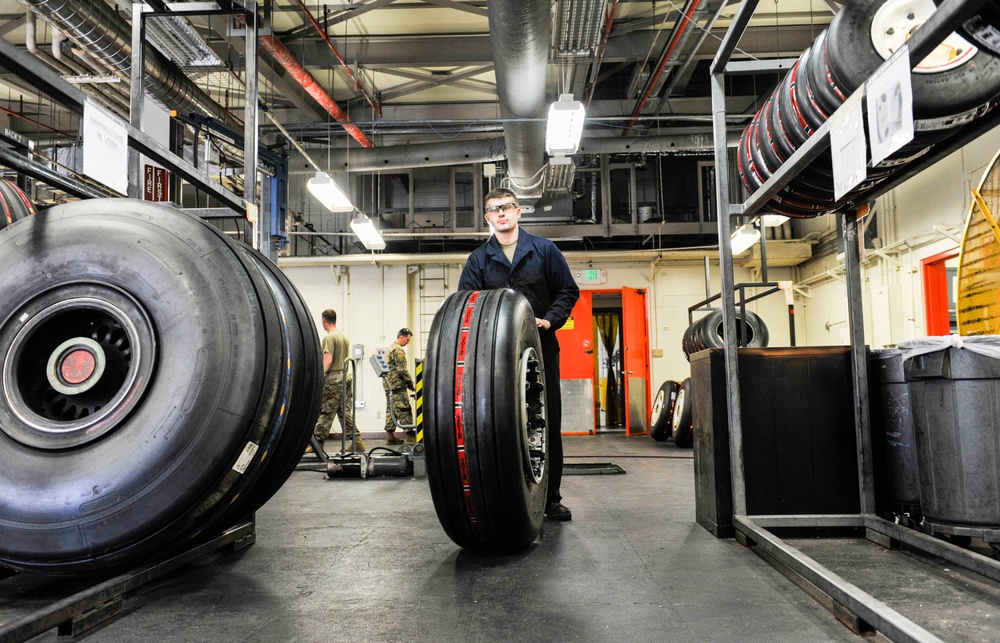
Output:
[82,100,128,195]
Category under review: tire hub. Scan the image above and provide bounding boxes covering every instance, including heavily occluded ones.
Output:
[519,347,547,484]
[870,0,976,73]
[1,285,156,449]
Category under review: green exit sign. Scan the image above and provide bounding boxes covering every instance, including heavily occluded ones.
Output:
[574,269,607,285]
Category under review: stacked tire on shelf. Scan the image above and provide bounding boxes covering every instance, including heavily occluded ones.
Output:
[423,289,550,552]
[0,199,322,576]
[738,0,1000,217]
[661,310,769,448]
[682,309,769,360]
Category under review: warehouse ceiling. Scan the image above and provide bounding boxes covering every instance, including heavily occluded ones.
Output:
[0,0,837,254]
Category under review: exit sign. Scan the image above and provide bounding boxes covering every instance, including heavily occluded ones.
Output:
[574,268,607,285]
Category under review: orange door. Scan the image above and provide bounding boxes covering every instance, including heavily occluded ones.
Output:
[557,292,596,435]
[621,287,650,436]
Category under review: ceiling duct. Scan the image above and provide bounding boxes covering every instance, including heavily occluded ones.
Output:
[21,0,236,127]
[146,14,222,69]
[488,0,551,199]
[553,0,608,59]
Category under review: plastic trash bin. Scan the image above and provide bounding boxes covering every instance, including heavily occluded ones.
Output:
[868,349,920,518]
[901,336,1000,527]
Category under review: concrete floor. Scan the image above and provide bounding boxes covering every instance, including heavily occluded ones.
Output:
[2,432,996,641]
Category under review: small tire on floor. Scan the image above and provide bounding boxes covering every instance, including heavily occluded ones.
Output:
[650,380,679,442]
[671,378,694,448]
[424,289,549,552]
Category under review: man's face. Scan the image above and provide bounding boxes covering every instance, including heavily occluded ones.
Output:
[398,334,412,347]
[484,197,520,233]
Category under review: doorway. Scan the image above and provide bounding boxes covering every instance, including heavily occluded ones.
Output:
[557,287,651,436]
[922,249,959,335]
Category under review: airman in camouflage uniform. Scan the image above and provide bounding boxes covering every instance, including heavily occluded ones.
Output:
[313,309,365,452]
[383,328,416,445]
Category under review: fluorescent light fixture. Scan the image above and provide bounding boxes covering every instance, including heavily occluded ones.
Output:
[760,214,790,227]
[731,223,761,255]
[350,213,386,250]
[307,171,354,212]
[545,93,586,156]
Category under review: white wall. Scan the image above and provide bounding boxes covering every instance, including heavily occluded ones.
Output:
[793,125,1000,348]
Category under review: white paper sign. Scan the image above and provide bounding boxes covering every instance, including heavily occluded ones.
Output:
[82,99,128,195]
[866,48,914,166]
[831,94,868,201]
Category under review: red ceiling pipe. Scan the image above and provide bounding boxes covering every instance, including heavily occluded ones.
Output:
[585,0,621,107]
[622,0,701,136]
[258,34,374,148]
[291,0,382,118]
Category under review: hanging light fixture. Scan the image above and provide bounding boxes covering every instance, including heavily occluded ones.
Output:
[731,222,761,255]
[350,213,386,250]
[307,171,354,212]
[760,213,790,227]
[545,93,586,157]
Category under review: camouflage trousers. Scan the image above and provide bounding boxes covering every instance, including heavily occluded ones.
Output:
[384,388,414,433]
[314,373,358,443]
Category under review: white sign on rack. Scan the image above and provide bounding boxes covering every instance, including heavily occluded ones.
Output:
[867,47,914,166]
[82,99,128,195]
[831,92,867,201]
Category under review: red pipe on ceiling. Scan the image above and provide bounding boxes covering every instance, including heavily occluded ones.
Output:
[258,34,375,148]
[291,0,382,118]
[622,0,701,136]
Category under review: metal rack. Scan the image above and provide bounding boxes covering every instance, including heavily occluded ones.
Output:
[710,0,1000,640]
[0,519,255,643]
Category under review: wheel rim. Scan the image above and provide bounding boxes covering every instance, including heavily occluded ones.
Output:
[1,284,156,449]
[870,0,976,73]
[651,389,665,424]
[518,346,546,485]
[671,388,687,433]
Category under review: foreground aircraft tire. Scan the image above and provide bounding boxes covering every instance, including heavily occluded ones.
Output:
[424,289,549,552]
[0,199,320,575]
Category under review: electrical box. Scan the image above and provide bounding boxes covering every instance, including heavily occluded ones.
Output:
[370,349,389,378]
[351,343,364,360]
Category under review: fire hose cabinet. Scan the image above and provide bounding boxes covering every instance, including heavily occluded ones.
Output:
[692,347,860,538]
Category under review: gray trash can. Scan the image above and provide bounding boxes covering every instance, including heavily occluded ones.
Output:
[901,336,1000,527]
[868,349,920,517]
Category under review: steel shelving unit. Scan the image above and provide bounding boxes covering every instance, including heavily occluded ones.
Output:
[710,1,1000,640]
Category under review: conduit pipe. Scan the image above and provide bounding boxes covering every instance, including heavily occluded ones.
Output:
[584,0,621,106]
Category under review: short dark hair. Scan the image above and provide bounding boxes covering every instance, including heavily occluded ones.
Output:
[398,328,413,338]
[321,309,337,324]
[484,187,518,208]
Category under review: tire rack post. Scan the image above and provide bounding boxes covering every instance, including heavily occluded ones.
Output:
[709,0,999,640]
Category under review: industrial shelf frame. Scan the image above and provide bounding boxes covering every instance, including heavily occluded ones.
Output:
[0,519,256,643]
[710,1,1000,640]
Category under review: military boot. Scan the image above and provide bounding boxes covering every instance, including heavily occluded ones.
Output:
[404,430,417,445]
[386,432,404,445]
[352,434,367,452]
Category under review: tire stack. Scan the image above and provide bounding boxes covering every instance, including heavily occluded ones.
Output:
[0,199,322,576]
[0,178,34,228]
[738,0,1000,217]
[682,309,769,361]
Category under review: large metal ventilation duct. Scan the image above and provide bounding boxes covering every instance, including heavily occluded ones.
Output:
[488,0,551,198]
[21,0,235,127]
